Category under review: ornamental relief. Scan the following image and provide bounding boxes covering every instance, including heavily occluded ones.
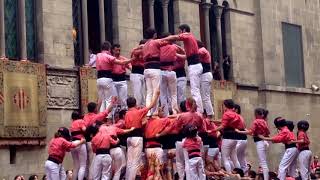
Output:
[46,70,79,109]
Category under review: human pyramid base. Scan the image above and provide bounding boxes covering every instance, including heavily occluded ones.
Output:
[44,24,312,180]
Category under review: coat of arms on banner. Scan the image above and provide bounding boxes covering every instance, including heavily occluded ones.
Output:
[0,60,47,142]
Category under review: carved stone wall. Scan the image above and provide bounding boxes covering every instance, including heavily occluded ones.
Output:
[46,67,79,110]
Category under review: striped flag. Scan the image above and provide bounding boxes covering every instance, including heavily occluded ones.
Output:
[0,92,3,105]
[13,88,29,110]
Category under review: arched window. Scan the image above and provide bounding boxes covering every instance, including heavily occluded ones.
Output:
[4,0,37,61]
[154,0,164,35]
[4,0,18,59]
[72,0,83,66]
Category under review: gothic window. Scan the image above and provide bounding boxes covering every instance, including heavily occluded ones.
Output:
[168,0,174,34]
[154,0,163,35]
[25,0,36,60]
[4,0,18,59]
[72,0,83,66]
[282,22,305,87]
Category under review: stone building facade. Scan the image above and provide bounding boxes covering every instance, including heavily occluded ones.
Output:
[0,0,320,178]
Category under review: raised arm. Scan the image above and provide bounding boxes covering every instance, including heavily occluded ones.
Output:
[114,57,133,65]
[162,35,180,42]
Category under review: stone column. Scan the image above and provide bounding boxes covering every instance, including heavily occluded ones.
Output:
[82,0,89,64]
[214,5,224,80]
[201,2,212,54]
[18,0,27,60]
[99,0,105,44]
[0,0,5,59]
[148,0,155,28]
[162,0,169,32]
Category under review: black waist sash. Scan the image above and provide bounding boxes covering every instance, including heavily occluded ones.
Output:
[187,54,200,66]
[48,156,62,164]
[300,147,310,151]
[132,65,144,74]
[112,73,126,81]
[96,148,110,155]
[97,70,112,78]
[285,143,296,149]
[201,62,211,73]
[223,128,247,140]
[160,61,174,69]
[145,57,160,69]
[175,67,186,78]
[253,136,262,142]
[127,128,143,137]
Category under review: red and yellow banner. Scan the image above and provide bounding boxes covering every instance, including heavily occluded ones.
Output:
[80,67,97,114]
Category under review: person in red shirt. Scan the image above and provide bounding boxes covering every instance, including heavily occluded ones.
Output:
[212,99,242,173]
[69,111,87,180]
[90,124,119,180]
[125,88,160,180]
[290,120,312,180]
[142,28,169,116]
[197,41,214,118]
[45,127,85,180]
[236,108,270,180]
[182,125,206,180]
[162,24,204,114]
[96,41,132,113]
[130,40,147,106]
[259,118,299,180]
[111,44,131,108]
[204,117,221,172]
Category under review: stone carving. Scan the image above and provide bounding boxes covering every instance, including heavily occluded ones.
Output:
[46,68,79,109]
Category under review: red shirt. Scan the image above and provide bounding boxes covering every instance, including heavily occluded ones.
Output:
[297,130,310,150]
[114,119,125,129]
[70,119,86,139]
[99,124,125,136]
[142,39,168,60]
[251,119,270,137]
[174,112,206,133]
[91,131,118,153]
[271,126,295,144]
[221,110,245,130]
[83,110,110,127]
[48,137,76,163]
[178,33,199,57]
[144,117,169,139]
[198,47,211,63]
[183,136,202,157]
[131,48,144,67]
[112,56,129,75]
[174,56,186,70]
[204,119,218,138]
[125,107,149,129]
[160,44,177,62]
[96,51,116,71]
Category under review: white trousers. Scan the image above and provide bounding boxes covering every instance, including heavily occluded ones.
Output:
[144,69,161,116]
[200,72,214,116]
[113,81,128,108]
[126,137,143,180]
[236,140,248,172]
[175,141,186,180]
[177,76,187,105]
[110,147,126,180]
[188,64,203,113]
[71,142,87,180]
[146,147,164,164]
[91,154,112,180]
[221,139,240,173]
[187,157,206,180]
[160,70,178,116]
[207,148,219,160]
[130,73,145,106]
[278,147,299,180]
[256,141,269,180]
[45,160,66,180]
[86,142,95,180]
[97,78,114,112]
[298,150,312,180]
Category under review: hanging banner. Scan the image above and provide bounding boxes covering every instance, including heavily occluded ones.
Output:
[79,67,97,114]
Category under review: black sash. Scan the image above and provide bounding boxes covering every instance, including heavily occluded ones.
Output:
[187,54,200,66]
[48,156,62,164]
[174,67,186,78]
[285,143,296,149]
[96,148,110,155]
[201,62,211,73]
[97,70,112,78]
[127,128,143,137]
[112,73,126,82]
[132,66,144,74]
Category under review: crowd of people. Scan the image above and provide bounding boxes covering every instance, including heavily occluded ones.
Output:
[43,24,315,180]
